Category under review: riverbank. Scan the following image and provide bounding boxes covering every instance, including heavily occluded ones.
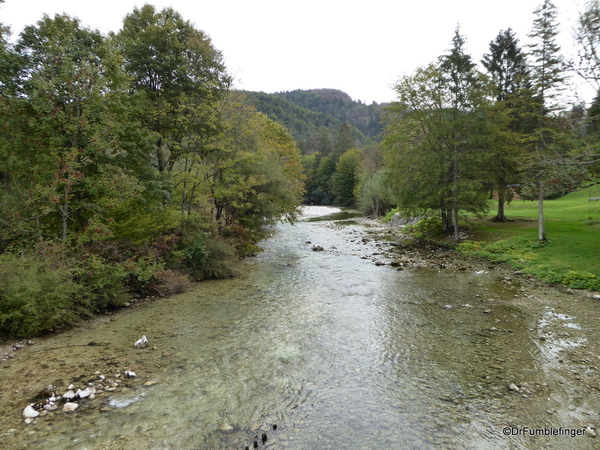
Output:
[2,208,600,448]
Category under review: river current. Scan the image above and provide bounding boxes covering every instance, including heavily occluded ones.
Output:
[2,206,600,449]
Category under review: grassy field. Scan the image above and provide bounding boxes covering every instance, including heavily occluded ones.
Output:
[459,185,600,291]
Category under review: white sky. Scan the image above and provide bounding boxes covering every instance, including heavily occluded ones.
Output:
[0,0,591,104]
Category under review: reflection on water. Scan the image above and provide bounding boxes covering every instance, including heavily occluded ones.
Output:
[4,206,600,449]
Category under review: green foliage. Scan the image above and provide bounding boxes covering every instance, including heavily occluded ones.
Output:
[77,254,128,311]
[356,170,394,216]
[190,237,237,281]
[405,218,445,240]
[0,7,306,337]
[243,89,382,152]
[332,149,362,206]
[0,246,91,337]
[183,232,210,270]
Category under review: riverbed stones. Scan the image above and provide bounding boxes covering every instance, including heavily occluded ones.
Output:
[75,388,91,399]
[62,402,79,412]
[586,426,597,437]
[62,390,76,401]
[22,404,39,419]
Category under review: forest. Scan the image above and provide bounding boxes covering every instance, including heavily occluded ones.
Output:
[2,0,600,336]
[276,0,600,241]
[0,3,305,336]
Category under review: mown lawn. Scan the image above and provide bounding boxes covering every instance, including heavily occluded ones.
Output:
[460,185,600,290]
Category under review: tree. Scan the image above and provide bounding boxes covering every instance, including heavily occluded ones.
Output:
[332,149,362,206]
[116,4,231,189]
[333,122,355,158]
[384,29,503,240]
[526,0,566,241]
[0,14,154,245]
[572,0,600,94]
[356,169,394,217]
[482,29,530,103]
[199,94,305,232]
[482,29,530,221]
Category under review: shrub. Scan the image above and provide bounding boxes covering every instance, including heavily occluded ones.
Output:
[77,255,128,311]
[406,218,444,239]
[0,250,91,337]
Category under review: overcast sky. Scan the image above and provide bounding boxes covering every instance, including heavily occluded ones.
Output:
[0,0,590,104]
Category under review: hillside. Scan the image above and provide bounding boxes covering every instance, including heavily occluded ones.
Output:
[241,89,386,154]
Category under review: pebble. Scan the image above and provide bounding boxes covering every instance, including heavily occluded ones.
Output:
[509,383,521,393]
[218,423,233,431]
[586,426,597,438]
[63,390,76,400]
[22,404,39,419]
[62,402,79,412]
[76,388,91,399]
[134,335,148,349]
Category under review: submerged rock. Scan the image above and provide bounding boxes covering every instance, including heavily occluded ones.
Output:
[62,402,79,412]
[218,423,233,431]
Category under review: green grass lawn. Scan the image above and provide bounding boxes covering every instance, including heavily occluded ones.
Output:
[460,185,600,291]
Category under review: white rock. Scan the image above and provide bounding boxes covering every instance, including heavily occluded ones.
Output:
[62,402,79,412]
[125,370,137,378]
[134,335,148,349]
[44,403,58,411]
[67,384,75,390]
[586,426,597,438]
[509,383,521,393]
[24,418,34,424]
[22,404,39,419]
[76,388,91,399]
[63,390,76,400]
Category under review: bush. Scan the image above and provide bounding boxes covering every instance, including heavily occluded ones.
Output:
[0,250,91,337]
[190,238,237,281]
[77,255,128,311]
[406,218,444,240]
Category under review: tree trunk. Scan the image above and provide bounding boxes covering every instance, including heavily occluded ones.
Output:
[452,206,460,241]
[538,180,546,241]
[491,189,511,222]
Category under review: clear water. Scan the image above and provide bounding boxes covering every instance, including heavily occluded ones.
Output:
[3,206,600,449]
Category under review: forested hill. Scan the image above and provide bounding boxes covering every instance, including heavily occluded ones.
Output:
[241,89,386,153]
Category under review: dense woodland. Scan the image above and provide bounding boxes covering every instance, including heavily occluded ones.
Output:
[1,0,600,336]
[0,3,305,336]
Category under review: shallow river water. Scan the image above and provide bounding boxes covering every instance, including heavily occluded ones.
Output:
[2,206,600,449]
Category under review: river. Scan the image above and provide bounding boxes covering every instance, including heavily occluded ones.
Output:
[1,206,600,449]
